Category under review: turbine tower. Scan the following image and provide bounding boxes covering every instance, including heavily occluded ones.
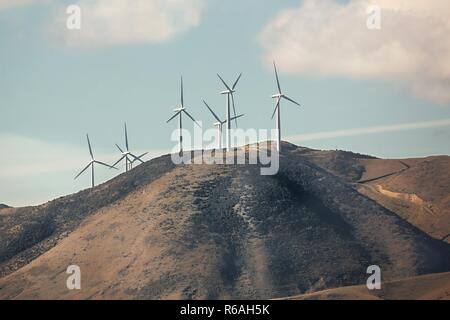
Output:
[271,62,301,152]
[113,123,148,172]
[203,100,244,149]
[167,76,200,154]
[217,73,242,151]
[75,134,117,188]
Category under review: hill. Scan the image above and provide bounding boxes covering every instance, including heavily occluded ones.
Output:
[301,149,450,242]
[0,142,449,299]
[282,271,450,300]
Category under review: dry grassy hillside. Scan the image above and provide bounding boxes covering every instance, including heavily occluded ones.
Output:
[0,155,175,276]
[358,157,450,242]
[302,149,450,243]
[0,142,449,299]
[283,271,450,300]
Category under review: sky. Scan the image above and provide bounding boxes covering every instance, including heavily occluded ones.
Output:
[1,0,450,206]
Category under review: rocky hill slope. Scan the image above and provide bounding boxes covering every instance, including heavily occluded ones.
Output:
[0,142,449,299]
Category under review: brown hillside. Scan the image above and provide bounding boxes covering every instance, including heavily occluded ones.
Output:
[283,271,450,300]
[303,151,450,243]
[0,142,449,299]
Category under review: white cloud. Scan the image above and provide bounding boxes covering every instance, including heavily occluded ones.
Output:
[259,0,450,104]
[0,134,85,178]
[0,0,38,11]
[287,118,450,142]
[52,0,206,47]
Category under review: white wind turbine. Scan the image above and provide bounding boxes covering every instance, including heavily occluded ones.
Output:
[112,123,148,172]
[271,62,301,152]
[128,152,148,170]
[75,134,117,188]
[202,100,244,149]
[217,73,242,151]
[167,76,200,154]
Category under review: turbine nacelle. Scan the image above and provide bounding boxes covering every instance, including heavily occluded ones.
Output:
[173,107,185,112]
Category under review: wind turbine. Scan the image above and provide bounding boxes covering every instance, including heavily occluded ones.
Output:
[167,76,200,154]
[202,100,244,149]
[128,152,148,170]
[271,62,301,152]
[75,134,117,188]
[217,73,242,151]
[112,123,148,172]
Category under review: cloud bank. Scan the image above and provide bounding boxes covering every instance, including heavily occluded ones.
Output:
[259,0,450,104]
[0,0,205,47]
[0,0,39,11]
[54,0,206,47]
[0,134,165,178]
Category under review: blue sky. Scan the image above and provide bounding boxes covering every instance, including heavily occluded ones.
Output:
[1,0,450,206]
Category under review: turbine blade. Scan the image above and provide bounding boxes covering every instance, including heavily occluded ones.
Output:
[271,98,280,119]
[232,72,242,90]
[74,162,91,180]
[230,114,244,121]
[128,153,138,163]
[137,152,148,159]
[124,123,129,151]
[130,152,147,164]
[95,160,118,170]
[111,155,126,168]
[283,95,301,106]
[166,111,180,123]
[203,100,221,123]
[181,76,184,108]
[115,143,124,153]
[217,74,232,92]
[231,94,238,127]
[183,110,201,128]
[273,61,282,94]
[134,152,148,163]
[86,134,93,159]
